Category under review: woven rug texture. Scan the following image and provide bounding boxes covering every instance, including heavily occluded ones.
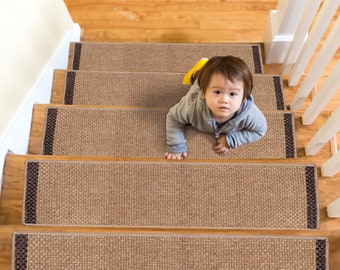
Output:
[40,107,296,159]
[23,160,318,229]
[63,71,286,110]
[13,233,328,270]
[69,42,263,73]
[15,41,328,267]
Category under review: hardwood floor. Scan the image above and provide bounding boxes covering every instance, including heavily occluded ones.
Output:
[64,0,278,44]
[1,0,340,269]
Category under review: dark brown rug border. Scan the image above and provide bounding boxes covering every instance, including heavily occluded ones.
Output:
[316,238,328,270]
[13,233,28,270]
[42,108,58,155]
[71,42,82,70]
[251,45,263,73]
[23,162,39,225]
[284,113,297,158]
[273,76,286,110]
[305,166,319,229]
[63,71,76,105]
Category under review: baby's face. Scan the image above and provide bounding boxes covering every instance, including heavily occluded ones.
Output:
[202,73,244,123]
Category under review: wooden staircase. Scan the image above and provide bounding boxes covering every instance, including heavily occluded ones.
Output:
[0,41,339,269]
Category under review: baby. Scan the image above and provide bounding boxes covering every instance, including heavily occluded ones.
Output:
[165,55,267,159]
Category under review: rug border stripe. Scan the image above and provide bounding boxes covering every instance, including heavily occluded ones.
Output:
[273,76,286,110]
[305,166,319,229]
[251,45,263,73]
[23,161,39,225]
[71,42,82,70]
[284,113,297,158]
[13,233,28,270]
[42,108,58,155]
[64,71,76,105]
[316,239,328,270]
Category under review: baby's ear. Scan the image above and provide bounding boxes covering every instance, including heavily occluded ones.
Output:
[200,89,205,98]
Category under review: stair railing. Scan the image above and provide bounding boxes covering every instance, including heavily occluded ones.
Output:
[265,0,340,177]
[265,0,340,217]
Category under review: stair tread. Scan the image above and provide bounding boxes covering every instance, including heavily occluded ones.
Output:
[52,70,286,110]
[28,104,297,159]
[68,41,263,73]
[1,153,323,227]
[23,159,318,229]
[13,232,328,269]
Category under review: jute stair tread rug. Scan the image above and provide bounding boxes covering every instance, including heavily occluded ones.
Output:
[38,106,296,159]
[68,42,263,73]
[13,232,328,269]
[62,71,286,110]
[23,160,318,229]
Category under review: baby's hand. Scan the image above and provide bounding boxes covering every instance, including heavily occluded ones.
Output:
[214,143,230,155]
[164,152,188,160]
[214,135,230,155]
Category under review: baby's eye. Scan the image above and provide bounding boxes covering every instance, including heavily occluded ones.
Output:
[230,92,238,97]
[214,90,222,95]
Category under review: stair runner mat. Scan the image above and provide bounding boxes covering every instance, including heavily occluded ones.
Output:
[39,106,296,159]
[13,232,328,269]
[23,160,318,229]
[62,71,286,110]
[68,42,263,73]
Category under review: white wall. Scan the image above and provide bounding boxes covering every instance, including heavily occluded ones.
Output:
[0,0,81,191]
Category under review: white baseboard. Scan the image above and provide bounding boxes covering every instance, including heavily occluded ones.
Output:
[0,23,81,194]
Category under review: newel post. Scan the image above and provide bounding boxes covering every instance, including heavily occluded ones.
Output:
[263,0,309,64]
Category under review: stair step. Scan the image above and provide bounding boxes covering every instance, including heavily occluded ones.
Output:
[55,70,285,110]
[29,105,296,159]
[0,153,322,225]
[23,159,318,229]
[68,41,263,73]
[13,232,328,269]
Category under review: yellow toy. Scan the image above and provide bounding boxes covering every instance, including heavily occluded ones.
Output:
[182,58,209,85]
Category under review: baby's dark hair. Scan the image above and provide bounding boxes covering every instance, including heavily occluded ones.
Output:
[197,56,253,101]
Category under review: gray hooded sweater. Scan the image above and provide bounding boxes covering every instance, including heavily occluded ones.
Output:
[166,80,267,153]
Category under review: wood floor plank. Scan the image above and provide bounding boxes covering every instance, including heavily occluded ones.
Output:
[64,0,278,43]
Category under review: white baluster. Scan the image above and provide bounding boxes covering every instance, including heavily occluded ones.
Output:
[305,107,340,156]
[327,198,340,218]
[290,16,340,110]
[289,0,340,86]
[302,60,340,125]
[322,152,340,177]
[281,0,322,74]
[264,0,309,64]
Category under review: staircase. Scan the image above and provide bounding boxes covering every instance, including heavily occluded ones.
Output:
[0,42,331,269]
